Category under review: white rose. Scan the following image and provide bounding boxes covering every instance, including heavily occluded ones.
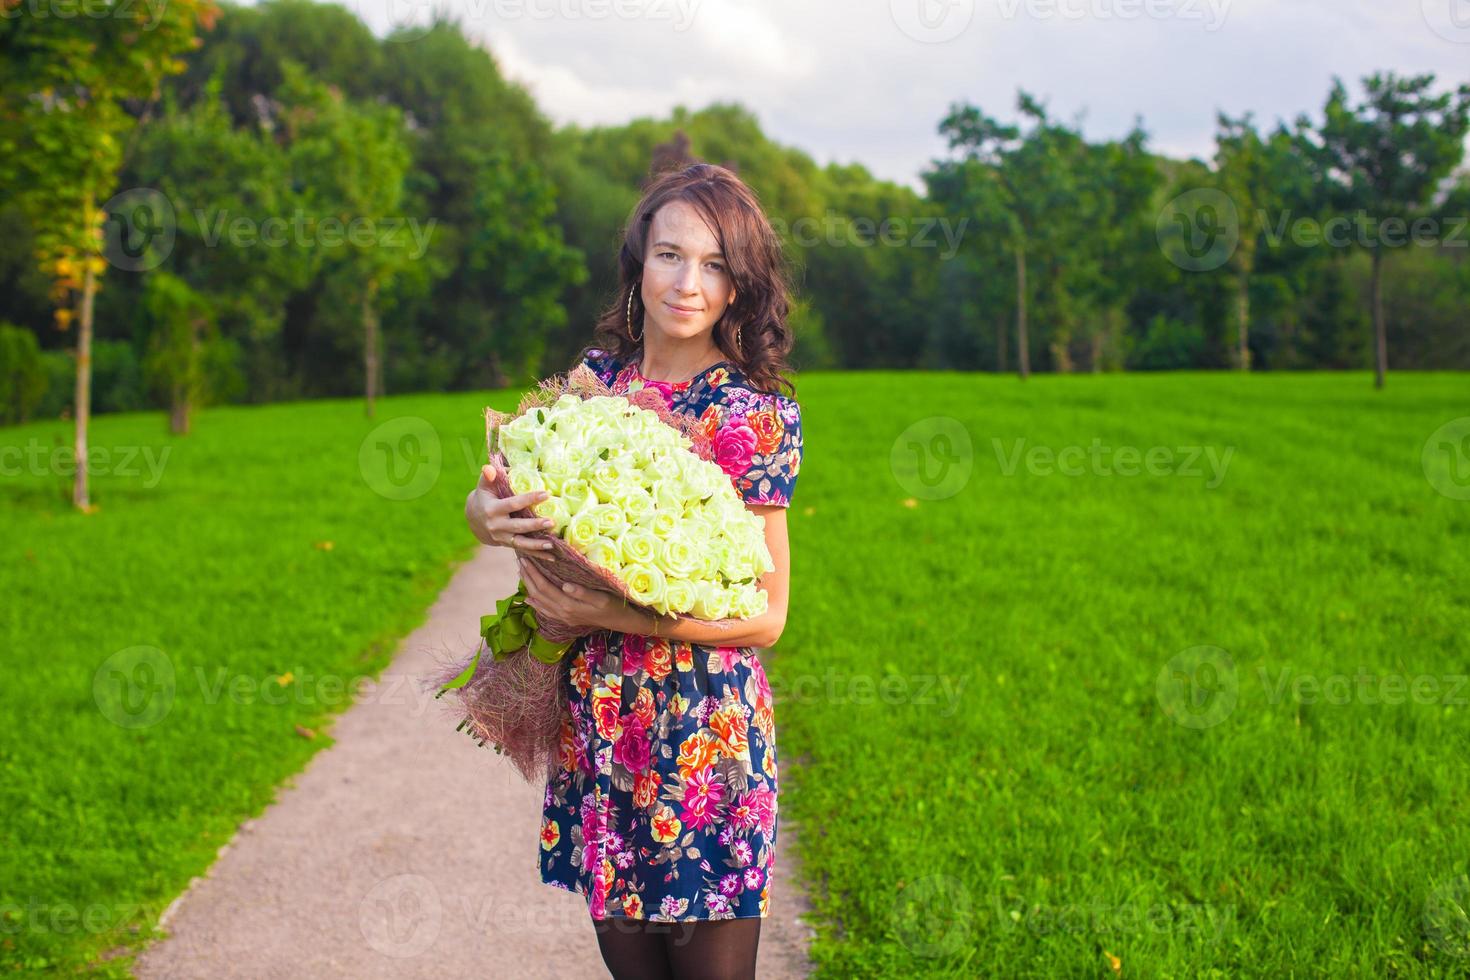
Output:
[532,494,571,534]
[589,501,629,540]
[658,531,703,581]
[730,582,768,619]
[566,506,601,553]
[507,467,545,497]
[616,526,660,566]
[663,578,698,614]
[585,536,622,573]
[691,580,733,621]
[624,563,668,613]
[559,478,595,516]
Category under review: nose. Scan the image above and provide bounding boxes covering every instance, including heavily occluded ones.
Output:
[675,261,701,294]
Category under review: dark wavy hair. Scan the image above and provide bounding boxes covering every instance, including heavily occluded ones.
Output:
[578,163,797,398]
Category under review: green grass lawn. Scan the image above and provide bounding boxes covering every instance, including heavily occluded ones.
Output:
[781,370,1470,978]
[0,391,512,974]
[2,371,1468,976]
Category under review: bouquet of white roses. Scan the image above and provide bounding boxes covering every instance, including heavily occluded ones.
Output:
[426,361,774,780]
[498,391,774,626]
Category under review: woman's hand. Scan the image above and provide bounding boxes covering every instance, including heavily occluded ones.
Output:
[520,559,647,636]
[465,464,557,554]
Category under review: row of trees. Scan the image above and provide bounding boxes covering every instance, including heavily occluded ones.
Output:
[927,79,1470,385]
[3,0,1469,509]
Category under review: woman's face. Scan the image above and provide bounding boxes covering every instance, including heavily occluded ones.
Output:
[639,199,737,348]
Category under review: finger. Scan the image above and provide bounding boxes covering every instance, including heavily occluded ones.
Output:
[521,562,545,598]
[504,533,541,553]
[506,515,556,535]
[505,489,552,511]
[478,463,497,490]
[510,532,555,552]
[524,560,553,592]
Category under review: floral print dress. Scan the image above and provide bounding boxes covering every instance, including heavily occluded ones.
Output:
[538,348,803,922]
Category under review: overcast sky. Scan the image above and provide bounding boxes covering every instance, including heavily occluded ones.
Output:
[342,0,1470,193]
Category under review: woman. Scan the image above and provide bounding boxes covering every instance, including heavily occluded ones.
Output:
[464,163,803,979]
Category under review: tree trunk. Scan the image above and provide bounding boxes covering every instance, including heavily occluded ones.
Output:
[1015,246,1030,381]
[1371,248,1386,390]
[73,215,96,511]
[1050,339,1073,374]
[363,276,381,418]
[169,317,200,436]
[1236,271,1251,371]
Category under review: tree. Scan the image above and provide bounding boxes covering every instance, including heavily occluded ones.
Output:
[0,323,49,425]
[141,271,216,434]
[126,67,307,406]
[937,92,1090,378]
[1299,72,1470,388]
[1213,113,1278,371]
[1076,122,1161,371]
[0,0,219,508]
[276,60,415,417]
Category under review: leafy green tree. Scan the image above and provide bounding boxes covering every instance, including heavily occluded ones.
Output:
[0,0,217,507]
[937,93,1091,377]
[1298,71,1470,387]
[0,323,49,425]
[1075,123,1162,371]
[140,271,216,433]
[1213,113,1279,370]
[126,67,306,403]
[276,60,415,416]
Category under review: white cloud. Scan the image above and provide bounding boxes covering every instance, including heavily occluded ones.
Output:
[338,0,1470,189]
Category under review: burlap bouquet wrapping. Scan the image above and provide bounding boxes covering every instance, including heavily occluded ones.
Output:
[424,363,750,782]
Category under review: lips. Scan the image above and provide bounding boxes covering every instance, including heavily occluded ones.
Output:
[667,303,702,313]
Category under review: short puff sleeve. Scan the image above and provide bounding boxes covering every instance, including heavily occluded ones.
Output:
[712,386,802,508]
[578,347,620,387]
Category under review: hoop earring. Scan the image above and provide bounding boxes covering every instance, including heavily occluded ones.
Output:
[625,280,642,342]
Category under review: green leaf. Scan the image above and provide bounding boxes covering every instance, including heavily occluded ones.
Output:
[436,643,484,697]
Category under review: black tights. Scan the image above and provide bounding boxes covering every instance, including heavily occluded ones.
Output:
[592,914,761,980]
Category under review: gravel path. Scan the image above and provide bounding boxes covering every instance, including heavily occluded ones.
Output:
[133,544,815,979]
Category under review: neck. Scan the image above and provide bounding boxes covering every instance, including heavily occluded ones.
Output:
[637,338,724,383]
